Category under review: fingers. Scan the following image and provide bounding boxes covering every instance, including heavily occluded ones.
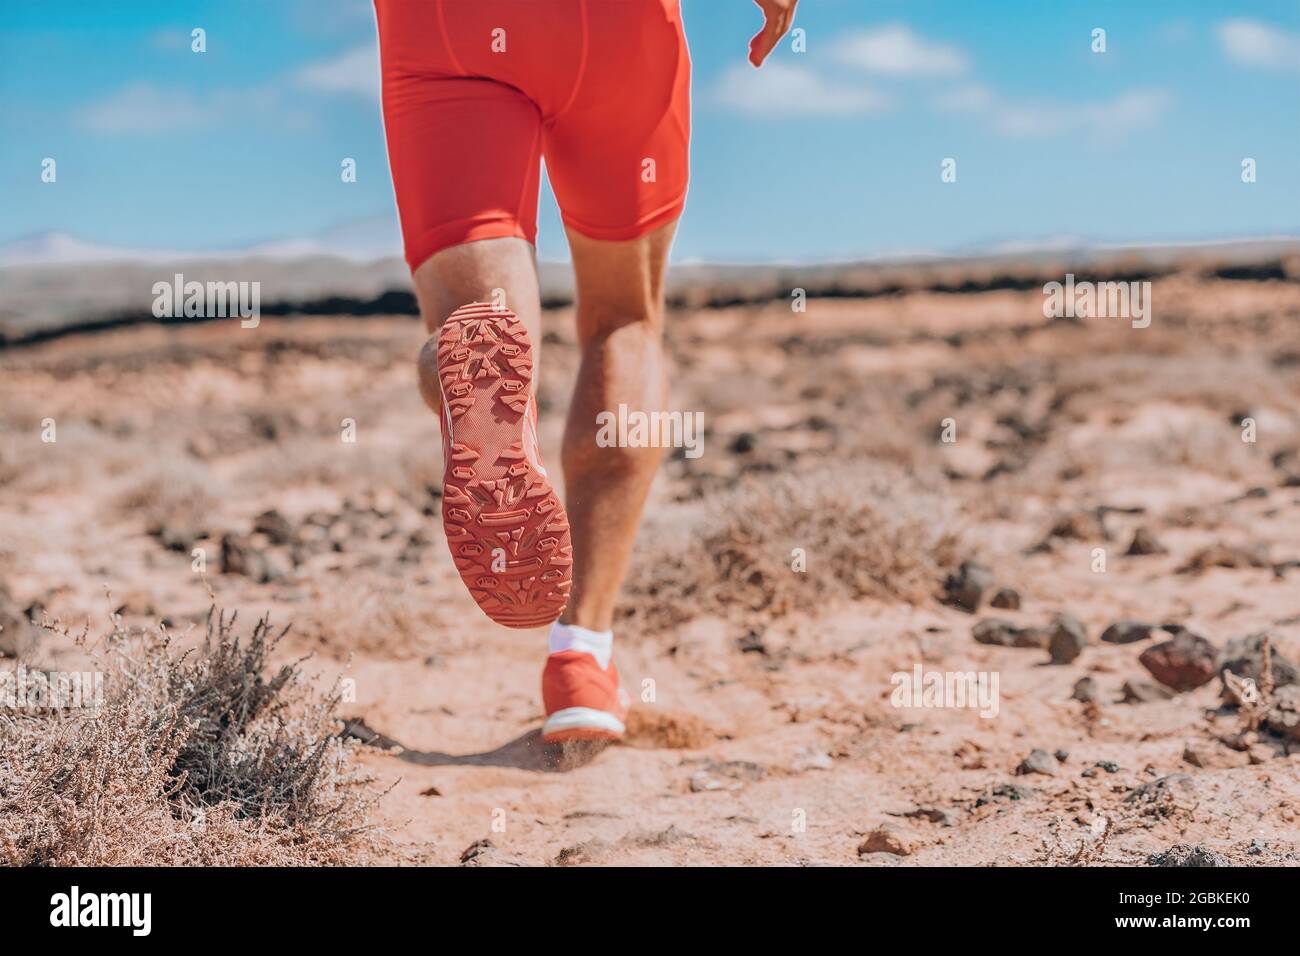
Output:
[748,3,796,68]
[747,28,774,67]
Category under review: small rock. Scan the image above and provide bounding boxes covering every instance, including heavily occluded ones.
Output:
[1095,760,1121,774]
[974,783,1036,807]
[688,759,765,792]
[973,618,1048,648]
[1220,731,1255,752]
[1219,632,1299,691]
[1126,527,1168,556]
[857,823,919,857]
[989,587,1021,610]
[1264,685,1300,741]
[943,561,994,613]
[260,549,294,583]
[0,584,35,658]
[252,509,295,545]
[1048,613,1088,664]
[1139,632,1217,691]
[186,433,219,460]
[220,533,266,581]
[1247,744,1274,765]
[1182,743,1212,768]
[552,839,610,867]
[1147,844,1227,867]
[1177,542,1270,574]
[1053,749,1070,763]
[791,748,834,772]
[895,806,960,827]
[1124,774,1196,806]
[729,431,756,454]
[1042,510,1107,543]
[1230,486,1270,502]
[458,838,525,867]
[689,771,734,792]
[1100,620,1158,644]
[370,489,398,517]
[735,630,767,655]
[1121,678,1176,703]
[1016,748,1058,776]
[1072,676,1100,703]
[153,523,202,553]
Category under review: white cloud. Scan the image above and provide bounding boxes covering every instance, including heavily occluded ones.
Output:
[1217,19,1300,71]
[294,44,381,99]
[76,83,207,132]
[75,82,310,134]
[834,25,968,77]
[930,81,1170,139]
[931,83,995,112]
[713,63,893,116]
[993,90,1171,138]
[1098,90,1174,129]
[73,45,378,136]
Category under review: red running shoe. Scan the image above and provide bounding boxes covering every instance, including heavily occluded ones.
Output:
[436,303,572,629]
[542,650,629,742]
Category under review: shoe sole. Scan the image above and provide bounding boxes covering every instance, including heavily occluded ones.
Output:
[542,706,626,742]
[437,303,572,629]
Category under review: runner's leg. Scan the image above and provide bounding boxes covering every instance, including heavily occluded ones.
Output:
[413,238,542,416]
[559,220,677,631]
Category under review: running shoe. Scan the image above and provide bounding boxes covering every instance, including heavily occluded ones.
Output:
[436,303,572,628]
[541,650,629,742]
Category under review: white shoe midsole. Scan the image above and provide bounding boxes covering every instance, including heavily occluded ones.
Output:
[543,707,625,736]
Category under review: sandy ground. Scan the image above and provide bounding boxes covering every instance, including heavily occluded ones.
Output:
[2,266,1299,865]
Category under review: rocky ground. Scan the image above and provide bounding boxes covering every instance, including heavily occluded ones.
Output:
[2,258,1298,865]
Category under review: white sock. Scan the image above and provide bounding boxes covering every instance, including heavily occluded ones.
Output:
[548,622,613,670]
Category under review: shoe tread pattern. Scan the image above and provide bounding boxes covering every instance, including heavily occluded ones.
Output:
[437,303,571,628]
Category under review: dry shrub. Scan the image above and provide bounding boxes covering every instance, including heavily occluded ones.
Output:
[0,609,383,865]
[619,462,964,634]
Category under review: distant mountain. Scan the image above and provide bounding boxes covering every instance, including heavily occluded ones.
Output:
[0,216,404,267]
[0,231,186,267]
[4,223,1296,272]
[239,215,403,261]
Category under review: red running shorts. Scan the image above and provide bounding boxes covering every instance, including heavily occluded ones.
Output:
[375,0,692,273]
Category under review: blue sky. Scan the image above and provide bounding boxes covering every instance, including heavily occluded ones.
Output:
[2,0,1298,262]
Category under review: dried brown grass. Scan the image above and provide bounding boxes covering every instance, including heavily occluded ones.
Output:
[0,608,384,866]
[619,462,964,634]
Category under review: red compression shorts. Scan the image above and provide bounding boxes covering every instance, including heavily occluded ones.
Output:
[375,0,691,273]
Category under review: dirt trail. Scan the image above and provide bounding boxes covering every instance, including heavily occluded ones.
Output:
[2,270,1298,865]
